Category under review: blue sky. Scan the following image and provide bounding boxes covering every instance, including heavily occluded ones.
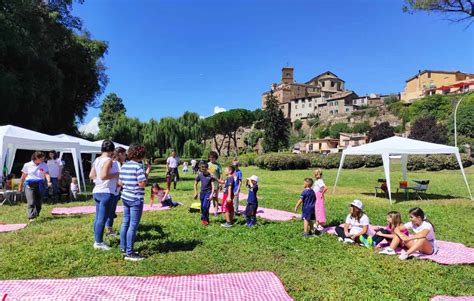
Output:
[73,0,474,125]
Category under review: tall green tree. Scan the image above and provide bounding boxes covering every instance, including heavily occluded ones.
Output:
[368,122,395,142]
[262,92,290,152]
[98,93,126,139]
[0,0,108,134]
[109,115,143,145]
[409,116,447,144]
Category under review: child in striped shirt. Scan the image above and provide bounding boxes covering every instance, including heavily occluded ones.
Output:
[118,144,151,261]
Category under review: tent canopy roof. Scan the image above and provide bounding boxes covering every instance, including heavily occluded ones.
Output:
[93,139,129,150]
[0,125,80,150]
[343,136,458,156]
[56,134,101,153]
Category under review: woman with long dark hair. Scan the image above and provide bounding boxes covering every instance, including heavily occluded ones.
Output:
[89,140,119,251]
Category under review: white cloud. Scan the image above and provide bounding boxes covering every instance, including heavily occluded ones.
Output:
[213,106,226,114]
[79,116,100,135]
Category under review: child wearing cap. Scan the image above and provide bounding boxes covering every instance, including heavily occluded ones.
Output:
[245,175,259,227]
[335,199,370,244]
[295,178,317,236]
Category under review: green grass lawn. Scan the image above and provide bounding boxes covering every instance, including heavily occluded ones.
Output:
[1,164,473,300]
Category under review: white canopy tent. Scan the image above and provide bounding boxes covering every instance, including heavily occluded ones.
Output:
[91,140,129,166]
[0,125,85,192]
[333,136,473,204]
[56,134,103,192]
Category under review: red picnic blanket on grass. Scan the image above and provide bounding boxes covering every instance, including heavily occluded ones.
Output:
[51,204,171,215]
[0,271,293,301]
[323,226,474,265]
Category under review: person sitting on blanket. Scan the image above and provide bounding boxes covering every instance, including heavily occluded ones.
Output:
[245,175,259,227]
[150,183,181,207]
[335,199,370,244]
[364,211,408,250]
[391,207,437,261]
[294,178,317,237]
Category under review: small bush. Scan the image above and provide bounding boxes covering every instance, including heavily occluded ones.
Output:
[425,155,446,171]
[445,154,473,169]
[321,153,342,169]
[365,155,383,168]
[407,155,426,171]
[343,155,366,169]
[238,152,258,167]
[255,153,311,170]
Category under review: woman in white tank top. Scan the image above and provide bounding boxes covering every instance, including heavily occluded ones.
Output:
[89,140,119,251]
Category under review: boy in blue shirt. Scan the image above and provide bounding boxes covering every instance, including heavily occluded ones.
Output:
[245,175,259,227]
[294,178,316,236]
[233,160,243,215]
[194,162,216,226]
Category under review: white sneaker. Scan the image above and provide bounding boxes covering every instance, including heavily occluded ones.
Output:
[93,242,111,251]
[316,225,324,232]
[399,250,411,261]
[338,237,344,242]
[343,238,355,244]
[379,248,396,255]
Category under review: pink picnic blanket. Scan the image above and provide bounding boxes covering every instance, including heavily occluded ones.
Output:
[0,224,27,233]
[218,192,248,200]
[215,205,299,221]
[0,271,293,301]
[431,296,474,301]
[323,226,474,265]
[51,204,170,215]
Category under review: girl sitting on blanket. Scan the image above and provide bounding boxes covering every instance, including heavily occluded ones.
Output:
[370,211,409,251]
[335,199,370,244]
[150,183,181,207]
[391,207,437,261]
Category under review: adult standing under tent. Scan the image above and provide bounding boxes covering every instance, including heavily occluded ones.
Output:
[89,140,119,251]
[166,151,180,190]
[19,152,52,222]
[0,125,85,193]
[46,150,63,202]
[333,136,473,204]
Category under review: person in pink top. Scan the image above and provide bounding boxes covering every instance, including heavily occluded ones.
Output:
[312,169,328,232]
[370,211,409,252]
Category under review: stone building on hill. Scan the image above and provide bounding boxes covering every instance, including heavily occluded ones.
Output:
[261,67,357,125]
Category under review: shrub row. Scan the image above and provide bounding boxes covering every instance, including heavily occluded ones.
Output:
[408,154,472,171]
[255,153,311,170]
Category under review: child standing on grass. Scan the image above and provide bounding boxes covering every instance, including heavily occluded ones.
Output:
[313,169,328,232]
[194,162,216,226]
[150,183,181,207]
[207,151,222,217]
[294,178,317,237]
[335,200,370,244]
[119,144,151,261]
[70,177,79,202]
[245,175,259,227]
[220,165,235,228]
[182,161,189,174]
[233,160,243,215]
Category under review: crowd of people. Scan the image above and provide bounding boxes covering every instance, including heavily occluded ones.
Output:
[14,143,437,262]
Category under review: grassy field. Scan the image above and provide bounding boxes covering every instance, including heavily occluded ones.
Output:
[1,164,473,300]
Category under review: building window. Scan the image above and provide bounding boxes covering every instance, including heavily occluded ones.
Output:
[330,110,333,115]
[302,104,305,108]
[345,108,350,112]
[309,103,312,107]
[428,72,431,78]
[331,81,335,87]
[295,105,298,109]
[335,110,338,114]
[286,73,291,77]
[309,143,313,151]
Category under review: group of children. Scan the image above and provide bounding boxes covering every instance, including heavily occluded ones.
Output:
[293,169,437,260]
[193,151,259,228]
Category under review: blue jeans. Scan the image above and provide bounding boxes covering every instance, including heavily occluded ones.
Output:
[105,194,121,228]
[93,193,114,243]
[50,178,59,195]
[162,197,178,207]
[200,191,211,221]
[120,199,144,255]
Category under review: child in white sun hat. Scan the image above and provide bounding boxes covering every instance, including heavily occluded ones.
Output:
[245,175,259,227]
[335,199,371,244]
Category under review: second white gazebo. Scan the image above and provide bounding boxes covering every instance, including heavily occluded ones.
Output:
[333,136,472,203]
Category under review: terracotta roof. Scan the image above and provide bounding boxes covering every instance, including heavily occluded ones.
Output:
[326,91,358,100]
[405,70,474,82]
[305,71,345,84]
